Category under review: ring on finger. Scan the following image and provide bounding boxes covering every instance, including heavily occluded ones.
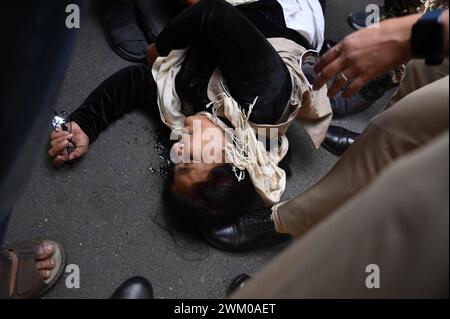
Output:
[340,72,349,83]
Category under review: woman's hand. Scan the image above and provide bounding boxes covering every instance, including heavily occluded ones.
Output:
[48,121,89,167]
[314,14,420,98]
[146,43,160,67]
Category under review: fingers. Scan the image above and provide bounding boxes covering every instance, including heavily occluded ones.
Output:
[50,133,73,147]
[315,42,343,74]
[343,77,369,98]
[49,122,89,167]
[36,259,55,271]
[50,145,87,166]
[314,53,347,91]
[68,147,87,161]
[50,129,71,140]
[39,270,51,280]
[327,67,355,98]
[52,154,70,167]
[48,139,71,158]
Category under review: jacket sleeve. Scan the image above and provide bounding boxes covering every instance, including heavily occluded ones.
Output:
[70,65,156,143]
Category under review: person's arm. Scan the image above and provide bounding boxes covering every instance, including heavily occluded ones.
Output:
[314,10,449,98]
[48,89,134,166]
[69,85,135,144]
[47,90,128,167]
[48,65,155,166]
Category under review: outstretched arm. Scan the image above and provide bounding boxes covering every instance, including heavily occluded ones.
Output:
[48,65,156,167]
[314,10,449,98]
[69,65,156,143]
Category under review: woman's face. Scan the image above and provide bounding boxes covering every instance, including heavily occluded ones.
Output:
[171,115,226,193]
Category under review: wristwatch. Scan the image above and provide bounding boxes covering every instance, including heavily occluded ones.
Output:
[411,9,445,65]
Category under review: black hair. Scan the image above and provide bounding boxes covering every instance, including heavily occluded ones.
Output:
[150,115,292,236]
[161,146,292,236]
[162,163,261,235]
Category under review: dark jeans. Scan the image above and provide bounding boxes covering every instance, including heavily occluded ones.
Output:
[157,0,292,124]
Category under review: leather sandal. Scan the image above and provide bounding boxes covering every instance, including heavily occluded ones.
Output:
[0,240,66,299]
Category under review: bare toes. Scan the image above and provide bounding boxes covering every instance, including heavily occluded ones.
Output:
[36,242,55,261]
[39,270,51,280]
[36,259,55,271]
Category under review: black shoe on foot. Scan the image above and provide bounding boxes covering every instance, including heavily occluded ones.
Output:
[95,0,148,62]
[226,274,251,296]
[322,126,360,156]
[203,207,291,252]
[331,73,396,117]
[110,276,154,299]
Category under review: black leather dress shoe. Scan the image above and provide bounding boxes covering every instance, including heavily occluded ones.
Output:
[322,126,360,157]
[203,208,291,252]
[331,73,396,117]
[110,276,153,299]
[226,274,251,296]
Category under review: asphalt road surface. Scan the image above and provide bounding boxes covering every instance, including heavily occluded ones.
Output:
[5,0,391,299]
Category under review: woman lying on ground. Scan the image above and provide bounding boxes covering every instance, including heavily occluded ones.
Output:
[48,0,332,250]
